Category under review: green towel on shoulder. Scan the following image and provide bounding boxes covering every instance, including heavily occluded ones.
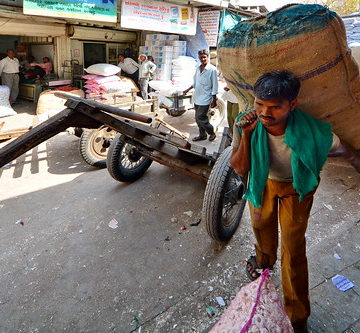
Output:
[235,109,333,208]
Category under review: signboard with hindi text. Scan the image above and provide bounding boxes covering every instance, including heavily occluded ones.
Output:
[198,10,221,47]
[23,0,117,23]
[121,0,198,35]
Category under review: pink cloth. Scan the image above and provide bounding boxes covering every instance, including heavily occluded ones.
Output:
[31,62,52,74]
[210,270,294,333]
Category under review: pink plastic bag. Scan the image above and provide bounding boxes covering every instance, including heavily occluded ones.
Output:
[210,270,294,333]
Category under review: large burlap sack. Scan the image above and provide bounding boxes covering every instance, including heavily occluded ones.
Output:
[36,89,84,115]
[218,4,360,149]
[210,270,293,333]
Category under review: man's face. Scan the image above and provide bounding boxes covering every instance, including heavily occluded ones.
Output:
[139,55,146,62]
[254,97,297,128]
[7,50,15,59]
[118,56,125,62]
[199,53,208,66]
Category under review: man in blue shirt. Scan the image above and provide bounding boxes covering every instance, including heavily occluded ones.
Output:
[183,49,218,141]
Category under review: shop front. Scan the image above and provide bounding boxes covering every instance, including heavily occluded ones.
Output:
[0,15,67,101]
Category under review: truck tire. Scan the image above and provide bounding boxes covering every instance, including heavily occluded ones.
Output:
[80,127,115,168]
[203,146,247,242]
[106,134,153,182]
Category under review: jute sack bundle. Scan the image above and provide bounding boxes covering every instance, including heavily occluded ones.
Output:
[218,4,360,149]
[36,89,84,115]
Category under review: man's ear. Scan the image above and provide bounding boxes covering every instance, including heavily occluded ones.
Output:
[290,98,298,111]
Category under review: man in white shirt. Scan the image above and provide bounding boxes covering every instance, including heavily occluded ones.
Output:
[183,49,218,142]
[117,54,140,84]
[0,49,20,103]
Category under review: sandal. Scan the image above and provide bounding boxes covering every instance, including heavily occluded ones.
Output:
[245,255,261,281]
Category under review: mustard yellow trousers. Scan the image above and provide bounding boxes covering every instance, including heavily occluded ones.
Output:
[249,179,316,329]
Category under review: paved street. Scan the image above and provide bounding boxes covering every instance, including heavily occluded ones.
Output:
[0,130,359,333]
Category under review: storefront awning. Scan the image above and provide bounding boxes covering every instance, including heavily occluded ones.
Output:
[0,17,66,36]
[68,26,137,42]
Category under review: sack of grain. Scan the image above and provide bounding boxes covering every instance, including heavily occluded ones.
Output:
[218,4,360,149]
[210,270,293,333]
[36,89,84,115]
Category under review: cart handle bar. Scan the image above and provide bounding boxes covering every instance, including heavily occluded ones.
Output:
[54,92,153,124]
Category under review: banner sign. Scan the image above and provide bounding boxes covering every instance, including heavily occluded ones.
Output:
[198,10,221,47]
[23,0,118,23]
[121,0,198,35]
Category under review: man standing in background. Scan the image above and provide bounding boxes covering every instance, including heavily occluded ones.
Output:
[0,49,20,104]
[138,54,156,100]
[183,49,218,142]
[117,54,140,84]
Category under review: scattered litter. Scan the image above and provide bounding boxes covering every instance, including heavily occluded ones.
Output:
[206,306,217,317]
[108,218,118,229]
[216,296,226,307]
[52,207,59,211]
[164,236,171,241]
[190,219,201,226]
[331,275,355,292]
[323,203,334,211]
[171,217,178,223]
[0,204,4,209]
[173,324,178,329]
[79,229,83,233]
[132,316,141,330]
[333,253,341,260]
[2,163,11,169]
[226,245,232,252]
[15,220,24,226]
[208,286,214,292]
[183,210,193,217]
[305,233,310,239]
[180,226,187,231]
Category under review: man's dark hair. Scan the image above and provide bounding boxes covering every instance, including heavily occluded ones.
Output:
[118,53,125,58]
[254,70,300,102]
[198,49,209,57]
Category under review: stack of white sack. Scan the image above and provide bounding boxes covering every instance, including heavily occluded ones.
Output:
[171,56,197,88]
[0,85,16,118]
[148,80,186,108]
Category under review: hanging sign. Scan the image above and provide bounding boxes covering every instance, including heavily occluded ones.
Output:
[23,0,118,23]
[198,10,221,47]
[121,0,198,35]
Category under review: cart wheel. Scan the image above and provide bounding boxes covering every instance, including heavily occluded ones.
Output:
[107,134,153,182]
[165,108,186,117]
[203,146,247,242]
[80,126,116,168]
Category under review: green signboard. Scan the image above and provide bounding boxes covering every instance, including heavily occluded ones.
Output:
[24,0,117,23]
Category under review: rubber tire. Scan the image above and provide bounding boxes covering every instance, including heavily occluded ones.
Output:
[203,146,247,242]
[106,134,153,183]
[80,128,109,168]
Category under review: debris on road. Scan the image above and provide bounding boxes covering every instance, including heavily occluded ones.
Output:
[15,220,24,226]
[215,296,226,307]
[331,275,355,292]
[183,210,193,217]
[333,253,341,260]
[180,226,187,231]
[108,218,119,229]
[323,203,334,211]
[164,236,171,241]
[171,217,178,223]
[190,219,201,226]
[206,306,217,317]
